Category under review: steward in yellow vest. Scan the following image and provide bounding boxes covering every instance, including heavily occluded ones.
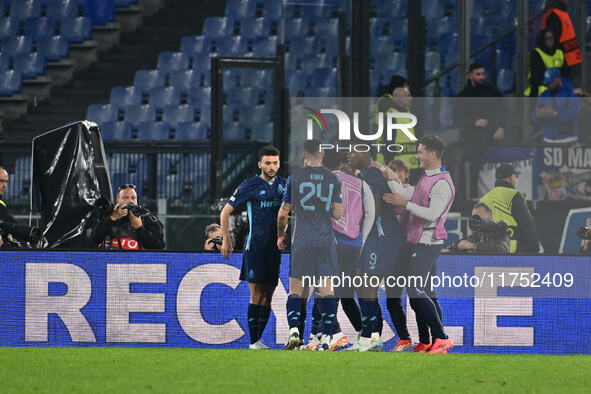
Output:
[479,164,540,254]
[525,28,565,97]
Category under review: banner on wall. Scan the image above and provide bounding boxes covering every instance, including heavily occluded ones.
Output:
[1,252,591,354]
[475,147,536,199]
[534,146,591,201]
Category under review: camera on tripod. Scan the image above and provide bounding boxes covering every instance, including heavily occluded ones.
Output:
[0,218,42,246]
[469,215,509,233]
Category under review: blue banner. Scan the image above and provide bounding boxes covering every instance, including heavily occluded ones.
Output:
[1,251,591,354]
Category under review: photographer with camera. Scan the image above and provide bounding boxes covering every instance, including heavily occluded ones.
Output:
[204,223,235,251]
[452,203,511,254]
[0,166,43,249]
[91,184,165,250]
[577,217,591,254]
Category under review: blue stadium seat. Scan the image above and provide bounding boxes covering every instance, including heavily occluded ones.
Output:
[168,69,200,94]
[314,36,338,55]
[223,69,241,87]
[14,52,46,78]
[286,36,315,55]
[529,0,546,13]
[149,86,181,111]
[60,17,92,43]
[157,52,190,73]
[250,121,273,141]
[225,0,256,18]
[372,36,394,56]
[187,86,211,107]
[2,36,33,59]
[301,3,337,19]
[100,120,132,140]
[0,53,9,71]
[175,122,209,140]
[86,104,117,123]
[307,86,336,97]
[240,17,271,39]
[240,68,273,87]
[192,53,212,72]
[203,17,234,38]
[162,104,195,127]
[259,0,282,20]
[133,69,166,93]
[313,19,338,38]
[180,35,212,55]
[425,51,441,72]
[497,68,515,93]
[0,70,21,96]
[226,86,258,107]
[287,69,309,95]
[137,121,171,140]
[37,35,69,61]
[115,0,138,7]
[83,0,115,25]
[241,104,271,124]
[218,36,248,56]
[0,17,19,39]
[284,17,309,38]
[195,105,211,125]
[110,85,142,109]
[124,104,157,127]
[370,18,389,36]
[46,0,79,21]
[311,67,337,88]
[24,17,57,41]
[225,122,246,140]
[422,0,445,18]
[374,51,406,73]
[437,16,456,37]
[9,0,41,22]
[223,104,237,124]
[251,36,276,57]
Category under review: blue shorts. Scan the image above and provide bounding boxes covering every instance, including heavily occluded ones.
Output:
[360,220,401,276]
[239,248,281,287]
[290,243,339,279]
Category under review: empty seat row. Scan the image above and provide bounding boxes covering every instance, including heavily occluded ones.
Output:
[100,120,210,141]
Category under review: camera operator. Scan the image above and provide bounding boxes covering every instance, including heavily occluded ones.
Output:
[578,217,591,254]
[452,202,510,254]
[203,223,235,251]
[0,166,42,249]
[91,184,165,250]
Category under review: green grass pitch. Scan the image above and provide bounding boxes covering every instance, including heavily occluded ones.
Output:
[1,348,590,393]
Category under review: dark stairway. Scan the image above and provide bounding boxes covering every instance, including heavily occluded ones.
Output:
[1,0,226,143]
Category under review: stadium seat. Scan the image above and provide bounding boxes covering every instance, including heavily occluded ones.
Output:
[2,36,33,59]
[223,104,237,124]
[195,105,211,125]
[24,17,57,41]
[437,16,456,37]
[225,0,256,18]
[37,35,69,61]
[187,86,211,107]
[60,17,92,43]
[241,104,271,124]
[124,104,157,127]
[133,69,166,94]
[239,17,271,39]
[149,86,182,111]
[314,36,338,55]
[137,121,171,140]
[83,0,115,25]
[301,3,337,19]
[14,52,46,78]
[162,104,195,127]
[226,86,258,107]
[9,0,42,22]
[251,36,277,57]
[372,36,394,56]
[223,69,241,87]
[251,121,273,141]
[100,120,133,140]
[175,121,209,140]
[286,37,315,55]
[425,51,441,72]
[180,35,212,55]
[225,122,246,140]
[0,17,19,39]
[46,0,79,21]
[202,17,234,38]
[313,19,338,38]
[168,69,201,94]
[157,52,190,73]
[217,36,248,56]
[0,70,21,96]
[192,54,212,73]
[311,67,337,88]
[115,0,139,7]
[110,86,143,109]
[0,53,9,71]
[284,17,310,38]
[497,68,515,93]
[287,69,309,95]
[422,0,445,18]
[307,86,336,96]
[86,104,117,123]
[259,0,282,20]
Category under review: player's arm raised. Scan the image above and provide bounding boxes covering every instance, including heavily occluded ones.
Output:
[219,203,234,259]
[277,202,291,250]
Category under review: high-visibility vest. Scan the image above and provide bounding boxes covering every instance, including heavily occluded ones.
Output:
[374,95,418,168]
[479,186,520,253]
[524,47,564,96]
[542,8,582,66]
[0,199,5,207]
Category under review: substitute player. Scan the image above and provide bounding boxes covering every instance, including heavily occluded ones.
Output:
[220,146,287,350]
[383,135,455,354]
[277,139,342,351]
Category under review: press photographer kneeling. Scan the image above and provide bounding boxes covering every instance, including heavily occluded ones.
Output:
[91,184,165,250]
[450,202,510,254]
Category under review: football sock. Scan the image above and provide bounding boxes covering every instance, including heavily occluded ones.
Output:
[298,301,307,340]
[248,303,261,344]
[320,297,338,339]
[286,295,301,330]
[311,297,322,336]
[386,297,411,340]
[257,305,271,340]
[341,297,363,332]
[375,303,383,336]
[359,300,378,338]
[331,299,342,335]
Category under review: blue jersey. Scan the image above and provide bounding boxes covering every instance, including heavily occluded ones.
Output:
[283,166,342,248]
[228,175,287,251]
[360,167,396,224]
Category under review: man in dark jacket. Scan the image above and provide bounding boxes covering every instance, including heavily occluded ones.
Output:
[91,184,165,250]
[526,28,567,97]
[456,62,505,199]
[455,202,510,254]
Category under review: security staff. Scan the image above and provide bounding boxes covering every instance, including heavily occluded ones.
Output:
[0,167,10,248]
[525,29,565,97]
[479,164,540,253]
[542,0,581,69]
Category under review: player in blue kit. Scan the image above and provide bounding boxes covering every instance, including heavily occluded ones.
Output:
[347,150,402,352]
[220,146,287,350]
[277,139,343,351]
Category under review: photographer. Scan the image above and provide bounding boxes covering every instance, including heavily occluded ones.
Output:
[204,223,235,251]
[91,184,165,250]
[453,203,510,254]
[578,217,591,254]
